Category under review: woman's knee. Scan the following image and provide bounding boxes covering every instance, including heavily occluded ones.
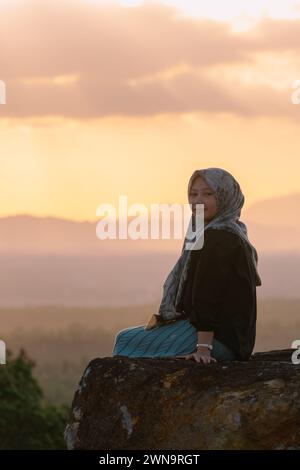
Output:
[212,338,236,361]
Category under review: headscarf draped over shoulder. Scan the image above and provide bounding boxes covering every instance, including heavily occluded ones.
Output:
[157,167,262,321]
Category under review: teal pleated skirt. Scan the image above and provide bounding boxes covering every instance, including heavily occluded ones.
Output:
[112,319,236,361]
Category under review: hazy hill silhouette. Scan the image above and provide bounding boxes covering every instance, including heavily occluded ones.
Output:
[1,193,299,255]
[0,193,299,306]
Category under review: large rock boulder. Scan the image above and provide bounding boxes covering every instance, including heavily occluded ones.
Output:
[64,349,300,450]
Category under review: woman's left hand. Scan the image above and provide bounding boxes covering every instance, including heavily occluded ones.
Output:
[176,347,217,364]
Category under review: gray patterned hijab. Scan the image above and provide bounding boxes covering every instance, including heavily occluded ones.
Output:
[157,167,262,321]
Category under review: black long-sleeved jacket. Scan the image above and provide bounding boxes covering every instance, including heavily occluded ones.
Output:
[176,228,258,360]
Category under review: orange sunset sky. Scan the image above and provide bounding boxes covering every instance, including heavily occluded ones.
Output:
[1,0,300,222]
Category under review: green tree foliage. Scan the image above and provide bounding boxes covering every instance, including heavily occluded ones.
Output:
[0,349,69,449]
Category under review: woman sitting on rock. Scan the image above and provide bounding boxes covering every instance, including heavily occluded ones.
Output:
[112,167,262,364]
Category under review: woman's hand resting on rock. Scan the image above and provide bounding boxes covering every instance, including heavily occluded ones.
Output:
[176,346,217,364]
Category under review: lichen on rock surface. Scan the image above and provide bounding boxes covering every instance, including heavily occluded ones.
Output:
[64,350,300,450]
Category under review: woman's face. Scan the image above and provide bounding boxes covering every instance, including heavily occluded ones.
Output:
[188,175,218,225]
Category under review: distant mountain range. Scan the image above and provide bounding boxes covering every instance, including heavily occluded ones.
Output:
[0,193,299,306]
[1,192,300,255]
[243,192,300,227]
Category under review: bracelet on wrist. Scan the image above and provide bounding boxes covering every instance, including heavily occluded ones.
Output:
[196,343,213,351]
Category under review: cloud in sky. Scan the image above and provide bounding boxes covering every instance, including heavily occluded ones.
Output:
[0,0,300,118]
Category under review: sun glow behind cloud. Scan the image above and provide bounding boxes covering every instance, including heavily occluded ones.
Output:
[1,0,300,221]
[114,0,300,30]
